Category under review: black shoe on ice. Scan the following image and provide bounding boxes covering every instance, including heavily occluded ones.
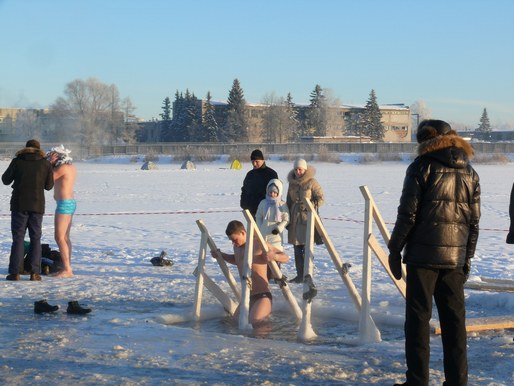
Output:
[67,301,92,315]
[34,300,59,314]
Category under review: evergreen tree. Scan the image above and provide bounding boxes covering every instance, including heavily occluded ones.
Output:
[362,89,384,141]
[476,107,492,140]
[202,91,219,142]
[160,96,172,141]
[185,90,200,142]
[307,84,327,136]
[168,90,199,142]
[286,93,301,141]
[165,91,182,141]
[224,79,247,142]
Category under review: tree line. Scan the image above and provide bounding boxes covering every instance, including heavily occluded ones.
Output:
[157,79,386,143]
[6,77,497,145]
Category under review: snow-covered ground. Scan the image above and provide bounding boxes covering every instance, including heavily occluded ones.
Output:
[0,156,513,385]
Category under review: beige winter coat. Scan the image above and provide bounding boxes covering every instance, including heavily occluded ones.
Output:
[286,166,324,245]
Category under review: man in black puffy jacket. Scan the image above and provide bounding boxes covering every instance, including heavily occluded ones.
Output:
[388,120,480,386]
[2,139,54,281]
[240,149,278,218]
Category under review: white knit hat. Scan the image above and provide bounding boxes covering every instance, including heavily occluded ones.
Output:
[294,158,307,170]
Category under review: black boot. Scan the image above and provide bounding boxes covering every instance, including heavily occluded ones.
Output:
[34,300,59,314]
[6,273,20,281]
[67,301,92,315]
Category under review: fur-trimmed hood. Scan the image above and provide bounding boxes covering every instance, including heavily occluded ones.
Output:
[287,165,317,186]
[418,134,474,168]
[15,146,46,159]
[266,178,283,198]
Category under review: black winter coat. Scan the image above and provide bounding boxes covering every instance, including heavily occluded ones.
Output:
[240,163,278,217]
[2,147,54,213]
[388,135,481,269]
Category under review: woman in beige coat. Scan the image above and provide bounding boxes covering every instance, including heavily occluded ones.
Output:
[286,158,324,283]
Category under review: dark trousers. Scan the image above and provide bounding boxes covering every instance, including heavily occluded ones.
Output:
[405,265,468,386]
[293,245,305,278]
[9,211,43,274]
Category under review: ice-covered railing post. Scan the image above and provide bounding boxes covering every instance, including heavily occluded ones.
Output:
[242,210,303,322]
[298,198,317,341]
[359,185,406,292]
[193,220,241,322]
[300,198,381,343]
[359,185,406,341]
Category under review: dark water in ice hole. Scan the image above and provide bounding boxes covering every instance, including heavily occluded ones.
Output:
[174,310,403,347]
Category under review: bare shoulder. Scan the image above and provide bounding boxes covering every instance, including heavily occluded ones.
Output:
[54,163,76,177]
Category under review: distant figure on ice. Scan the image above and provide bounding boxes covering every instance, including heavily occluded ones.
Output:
[388,120,481,386]
[240,149,278,219]
[47,145,76,278]
[507,183,514,243]
[213,220,290,327]
[3,139,54,281]
[286,158,324,283]
[255,179,289,251]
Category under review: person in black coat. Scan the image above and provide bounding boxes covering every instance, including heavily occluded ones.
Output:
[388,120,481,386]
[240,149,278,218]
[2,139,54,281]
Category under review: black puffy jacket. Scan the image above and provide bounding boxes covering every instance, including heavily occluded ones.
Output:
[388,135,481,269]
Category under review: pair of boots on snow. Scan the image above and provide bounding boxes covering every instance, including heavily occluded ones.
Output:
[34,299,92,315]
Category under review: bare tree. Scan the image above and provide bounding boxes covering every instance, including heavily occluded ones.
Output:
[48,78,136,146]
[323,88,343,136]
[120,97,138,144]
[410,100,432,126]
[14,110,41,140]
[261,93,299,143]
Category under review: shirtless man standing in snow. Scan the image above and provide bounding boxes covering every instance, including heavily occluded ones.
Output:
[214,220,290,326]
[48,145,76,278]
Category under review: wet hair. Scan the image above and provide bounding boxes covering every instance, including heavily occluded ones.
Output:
[225,220,245,236]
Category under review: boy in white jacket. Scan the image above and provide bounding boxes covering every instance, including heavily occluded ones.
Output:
[255,179,290,251]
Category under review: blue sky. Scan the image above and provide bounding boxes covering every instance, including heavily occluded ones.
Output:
[1,0,513,128]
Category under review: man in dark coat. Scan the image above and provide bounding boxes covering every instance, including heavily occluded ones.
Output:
[2,139,54,281]
[388,120,480,386]
[240,149,278,218]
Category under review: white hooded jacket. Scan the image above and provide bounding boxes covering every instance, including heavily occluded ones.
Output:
[255,179,290,250]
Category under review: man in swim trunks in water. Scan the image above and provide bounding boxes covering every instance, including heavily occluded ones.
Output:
[47,145,76,278]
[213,220,290,326]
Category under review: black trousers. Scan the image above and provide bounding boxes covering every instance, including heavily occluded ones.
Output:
[8,211,43,274]
[405,265,468,386]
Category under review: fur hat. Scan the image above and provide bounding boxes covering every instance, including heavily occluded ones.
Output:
[294,158,307,170]
[25,139,40,149]
[416,119,455,143]
[250,149,264,161]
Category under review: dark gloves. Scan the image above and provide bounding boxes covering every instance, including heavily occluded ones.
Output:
[388,252,403,280]
[463,258,471,282]
[271,228,279,235]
